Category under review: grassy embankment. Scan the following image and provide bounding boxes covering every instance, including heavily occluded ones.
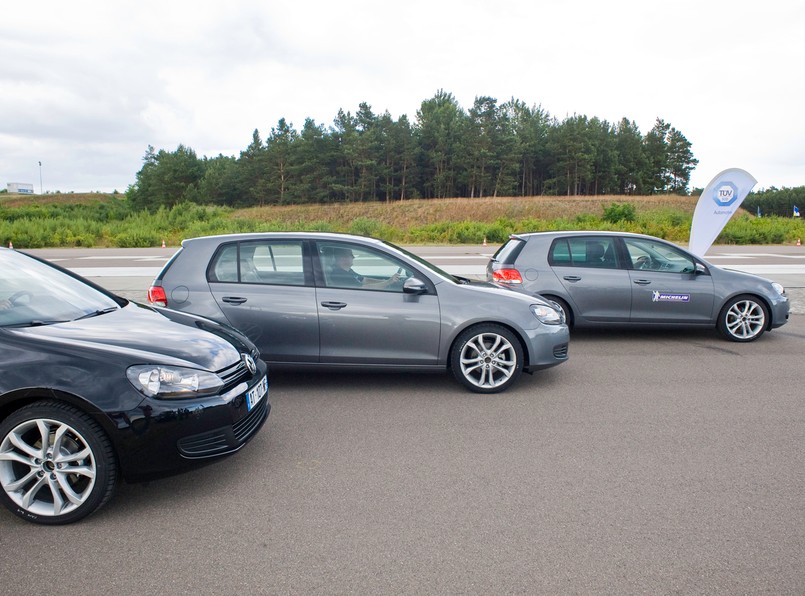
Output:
[1,192,802,248]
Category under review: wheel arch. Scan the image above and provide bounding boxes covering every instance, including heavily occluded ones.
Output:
[0,389,121,462]
[539,293,574,328]
[717,292,775,331]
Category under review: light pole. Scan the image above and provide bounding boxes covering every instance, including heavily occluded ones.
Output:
[38,161,43,194]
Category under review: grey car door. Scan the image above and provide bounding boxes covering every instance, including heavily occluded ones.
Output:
[315,241,442,365]
[549,236,632,322]
[623,238,715,323]
[207,240,320,362]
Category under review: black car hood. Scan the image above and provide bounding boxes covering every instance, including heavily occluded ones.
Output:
[4,302,243,372]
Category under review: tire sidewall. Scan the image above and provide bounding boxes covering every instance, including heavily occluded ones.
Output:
[718,295,769,342]
[0,401,117,525]
[450,324,524,394]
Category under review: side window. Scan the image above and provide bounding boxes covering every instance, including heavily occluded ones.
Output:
[552,237,619,268]
[549,239,572,265]
[624,239,695,273]
[209,241,306,285]
[319,242,408,292]
[209,244,238,282]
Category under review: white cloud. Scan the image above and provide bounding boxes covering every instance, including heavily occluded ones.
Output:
[1,0,803,193]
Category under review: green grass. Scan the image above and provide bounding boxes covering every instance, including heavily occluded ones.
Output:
[1,193,803,248]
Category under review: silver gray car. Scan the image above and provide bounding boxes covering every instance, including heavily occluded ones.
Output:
[147,233,569,393]
[487,231,790,342]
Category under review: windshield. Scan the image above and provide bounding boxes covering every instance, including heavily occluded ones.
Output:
[0,249,120,327]
[380,241,460,282]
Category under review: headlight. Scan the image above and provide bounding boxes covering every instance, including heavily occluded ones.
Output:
[530,303,562,325]
[126,365,223,398]
[771,282,785,296]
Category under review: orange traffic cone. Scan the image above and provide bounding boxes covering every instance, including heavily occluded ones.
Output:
[797,238,801,246]
[161,239,166,248]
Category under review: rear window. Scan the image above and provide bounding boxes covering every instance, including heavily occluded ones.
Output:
[492,238,526,264]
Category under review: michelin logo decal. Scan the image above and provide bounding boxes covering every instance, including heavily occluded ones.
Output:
[652,291,690,303]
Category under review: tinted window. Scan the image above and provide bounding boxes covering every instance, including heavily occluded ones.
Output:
[550,237,619,268]
[208,241,306,285]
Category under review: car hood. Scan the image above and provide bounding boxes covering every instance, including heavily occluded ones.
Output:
[4,302,244,372]
[454,278,558,307]
[714,264,780,288]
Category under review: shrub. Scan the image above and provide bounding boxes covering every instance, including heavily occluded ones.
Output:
[602,202,636,223]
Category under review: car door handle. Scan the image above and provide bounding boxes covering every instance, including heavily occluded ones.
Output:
[321,301,347,310]
[633,279,652,286]
[563,276,582,282]
[222,296,248,304]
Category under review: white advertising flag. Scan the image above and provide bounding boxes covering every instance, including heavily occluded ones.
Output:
[689,168,757,257]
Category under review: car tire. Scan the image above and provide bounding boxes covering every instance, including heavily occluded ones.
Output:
[450,324,523,394]
[717,295,769,342]
[0,401,117,525]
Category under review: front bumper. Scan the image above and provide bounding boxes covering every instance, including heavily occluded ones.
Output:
[522,322,570,372]
[769,294,790,330]
[112,362,270,483]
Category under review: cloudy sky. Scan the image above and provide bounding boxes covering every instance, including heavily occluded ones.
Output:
[2,0,803,194]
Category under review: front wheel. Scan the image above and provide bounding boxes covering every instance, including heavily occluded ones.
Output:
[450,324,524,393]
[717,295,769,342]
[0,401,117,524]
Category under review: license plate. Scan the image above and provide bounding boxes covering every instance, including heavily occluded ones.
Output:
[245,375,268,411]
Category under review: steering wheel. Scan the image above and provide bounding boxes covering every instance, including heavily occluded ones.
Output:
[7,291,33,306]
[635,256,652,270]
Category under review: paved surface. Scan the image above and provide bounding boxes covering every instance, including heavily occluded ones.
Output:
[2,244,802,594]
[1,317,803,594]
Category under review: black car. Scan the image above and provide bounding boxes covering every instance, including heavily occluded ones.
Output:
[0,248,270,524]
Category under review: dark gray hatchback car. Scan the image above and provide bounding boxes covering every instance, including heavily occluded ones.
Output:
[487,231,790,342]
[148,233,570,393]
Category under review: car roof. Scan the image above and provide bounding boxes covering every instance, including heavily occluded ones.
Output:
[511,231,665,242]
[181,232,389,248]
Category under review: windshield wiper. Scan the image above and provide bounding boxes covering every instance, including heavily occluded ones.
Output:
[2,320,70,328]
[74,306,119,321]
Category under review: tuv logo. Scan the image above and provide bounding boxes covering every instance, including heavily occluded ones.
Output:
[713,181,739,207]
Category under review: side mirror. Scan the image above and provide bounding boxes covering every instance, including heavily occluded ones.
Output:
[403,277,428,294]
[694,262,707,275]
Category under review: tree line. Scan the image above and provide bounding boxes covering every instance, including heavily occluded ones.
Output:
[127,90,698,210]
[743,186,805,217]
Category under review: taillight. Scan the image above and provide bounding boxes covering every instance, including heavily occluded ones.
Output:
[147,286,168,307]
[492,268,523,285]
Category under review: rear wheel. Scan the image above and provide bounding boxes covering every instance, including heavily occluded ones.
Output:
[450,324,523,394]
[717,295,768,342]
[0,401,117,524]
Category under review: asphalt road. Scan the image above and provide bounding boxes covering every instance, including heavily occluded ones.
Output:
[2,245,803,593]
